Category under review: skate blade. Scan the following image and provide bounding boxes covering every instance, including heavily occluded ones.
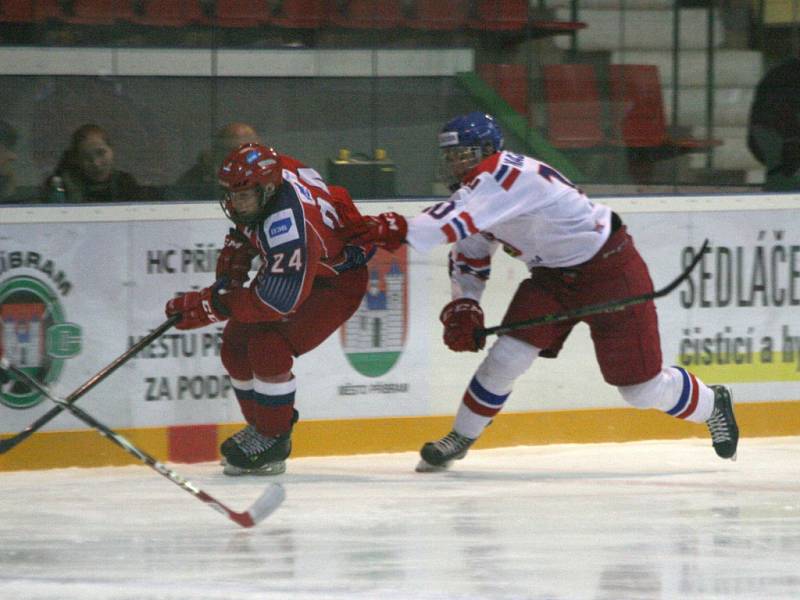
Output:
[415,458,451,473]
[223,461,287,477]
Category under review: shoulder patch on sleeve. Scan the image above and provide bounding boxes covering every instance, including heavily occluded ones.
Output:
[264,208,300,247]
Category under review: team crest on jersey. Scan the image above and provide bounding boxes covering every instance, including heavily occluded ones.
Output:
[0,274,82,409]
[265,209,299,247]
[340,247,408,377]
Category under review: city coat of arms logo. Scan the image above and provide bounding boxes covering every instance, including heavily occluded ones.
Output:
[0,276,82,409]
[340,247,408,377]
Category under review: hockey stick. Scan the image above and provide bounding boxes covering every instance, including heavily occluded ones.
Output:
[0,314,180,454]
[478,238,709,341]
[0,356,285,528]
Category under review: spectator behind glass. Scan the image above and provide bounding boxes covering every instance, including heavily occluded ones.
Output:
[44,123,160,203]
[172,122,261,199]
[748,57,800,191]
[0,119,19,203]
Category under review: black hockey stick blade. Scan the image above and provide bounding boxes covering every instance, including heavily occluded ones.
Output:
[478,238,709,340]
[1,357,285,528]
[0,314,180,455]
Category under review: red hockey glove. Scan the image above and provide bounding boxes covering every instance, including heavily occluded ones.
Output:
[343,212,407,252]
[165,286,229,330]
[216,228,258,289]
[440,298,486,352]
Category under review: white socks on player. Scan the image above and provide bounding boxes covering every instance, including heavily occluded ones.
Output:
[453,341,715,439]
[454,336,540,439]
[617,366,714,423]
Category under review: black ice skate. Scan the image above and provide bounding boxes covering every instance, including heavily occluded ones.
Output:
[416,430,476,472]
[706,385,739,460]
[220,425,292,476]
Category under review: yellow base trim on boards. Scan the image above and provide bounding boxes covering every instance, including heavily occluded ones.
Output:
[2,401,799,471]
[0,427,167,471]
[291,400,800,455]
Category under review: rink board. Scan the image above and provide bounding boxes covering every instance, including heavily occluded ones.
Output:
[1,194,800,469]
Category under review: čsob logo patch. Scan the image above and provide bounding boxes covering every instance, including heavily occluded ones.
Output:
[265,209,299,247]
[269,219,292,237]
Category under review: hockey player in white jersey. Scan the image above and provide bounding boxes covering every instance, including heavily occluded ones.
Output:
[345,111,738,472]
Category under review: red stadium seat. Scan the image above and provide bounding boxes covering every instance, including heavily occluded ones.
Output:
[329,0,404,30]
[478,63,528,116]
[607,63,721,183]
[542,64,605,149]
[607,64,669,147]
[0,0,64,22]
[133,0,210,27]
[62,0,136,25]
[271,0,327,29]
[469,0,528,32]
[527,19,587,38]
[608,64,721,152]
[214,0,271,28]
[406,0,470,31]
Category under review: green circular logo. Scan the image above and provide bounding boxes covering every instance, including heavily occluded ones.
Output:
[0,276,82,409]
[341,250,407,377]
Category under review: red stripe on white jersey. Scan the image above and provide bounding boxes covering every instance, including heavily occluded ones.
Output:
[458,211,479,235]
[501,167,521,190]
[441,223,457,243]
[455,252,491,268]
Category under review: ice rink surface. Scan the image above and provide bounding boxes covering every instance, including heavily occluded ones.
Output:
[1,436,799,600]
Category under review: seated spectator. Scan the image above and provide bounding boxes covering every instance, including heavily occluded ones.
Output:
[0,119,19,204]
[44,123,160,203]
[0,119,39,205]
[748,57,800,191]
[172,122,261,199]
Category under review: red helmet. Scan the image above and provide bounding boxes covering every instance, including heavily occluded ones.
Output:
[218,143,282,224]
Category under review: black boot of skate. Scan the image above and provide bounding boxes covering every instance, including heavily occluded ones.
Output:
[220,425,292,476]
[416,430,475,472]
[706,385,739,460]
[221,409,298,475]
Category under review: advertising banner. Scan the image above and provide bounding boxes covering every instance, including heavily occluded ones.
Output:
[633,209,800,403]
[1,196,798,435]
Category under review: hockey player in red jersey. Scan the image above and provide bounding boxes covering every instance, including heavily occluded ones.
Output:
[345,112,738,472]
[166,143,372,475]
